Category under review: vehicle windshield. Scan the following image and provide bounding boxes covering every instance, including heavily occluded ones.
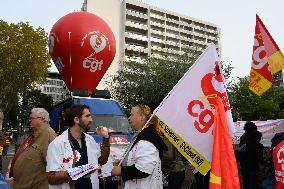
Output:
[89,115,133,134]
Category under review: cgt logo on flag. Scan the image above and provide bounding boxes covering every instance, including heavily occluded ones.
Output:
[187,61,230,134]
[249,14,284,96]
[201,62,230,111]
[273,140,284,189]
[155,44,234,175]
[256,14,284,75]
[187,99,214,133]
[249,23,272,96]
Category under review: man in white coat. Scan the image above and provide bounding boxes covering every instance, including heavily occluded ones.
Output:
[111,104,166,189]
[46,104,110,189]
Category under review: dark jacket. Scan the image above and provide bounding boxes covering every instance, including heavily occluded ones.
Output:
[132,124,167,159]
[161,137,186,174]
[240,131,263,171]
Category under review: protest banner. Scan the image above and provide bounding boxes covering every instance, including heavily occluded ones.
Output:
[233,119,284,147]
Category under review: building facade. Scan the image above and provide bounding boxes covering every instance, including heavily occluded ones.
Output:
[82,0,221,88]
[38,72,70,103]
[273,70,284,90]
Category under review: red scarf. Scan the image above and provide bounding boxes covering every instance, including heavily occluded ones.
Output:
[9,134,34,177]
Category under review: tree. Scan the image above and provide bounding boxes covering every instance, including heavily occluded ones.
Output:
[108,49,201,113]
[221,60,234,90]
[0,21,50,126]
[19,89,53,127]
[229,76,284,121]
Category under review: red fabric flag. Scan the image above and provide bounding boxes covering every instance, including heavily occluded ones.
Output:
[209,97,240,189]
[273,140,284,189]
[249,15,272,96]
[257,14,284,74]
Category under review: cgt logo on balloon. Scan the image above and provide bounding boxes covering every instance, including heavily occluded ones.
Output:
[48,12,116,93]
[81,31,110,73]
[187,62,230,134]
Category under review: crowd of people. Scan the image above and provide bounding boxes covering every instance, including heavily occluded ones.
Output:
[0,105,283,189]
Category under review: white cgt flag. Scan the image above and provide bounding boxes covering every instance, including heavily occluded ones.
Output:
[154,44,234,175]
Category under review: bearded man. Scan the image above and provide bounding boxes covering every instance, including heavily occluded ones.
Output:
[46,104,110,189]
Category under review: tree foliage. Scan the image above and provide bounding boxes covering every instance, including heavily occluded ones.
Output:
[108,49,201,112]
[19,89,53,127]
[229,76,284,121]
[221,60,234,88]
[0,21,50,112]
[109,45,283,121]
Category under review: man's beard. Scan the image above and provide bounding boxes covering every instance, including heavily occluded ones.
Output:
[79,120,90,132]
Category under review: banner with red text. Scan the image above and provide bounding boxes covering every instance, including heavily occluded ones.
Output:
[232,120,284,147]
[154,44,234,175]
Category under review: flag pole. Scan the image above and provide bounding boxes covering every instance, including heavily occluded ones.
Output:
[119,43,217,166]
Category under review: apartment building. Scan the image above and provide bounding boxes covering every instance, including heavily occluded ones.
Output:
[38,72,70,103]
[82,0,221,87]
[273,71,284,90]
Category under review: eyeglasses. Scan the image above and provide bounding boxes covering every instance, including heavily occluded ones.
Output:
[29,117,42,121]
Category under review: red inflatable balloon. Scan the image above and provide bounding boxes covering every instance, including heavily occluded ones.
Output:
[49,12,116,94]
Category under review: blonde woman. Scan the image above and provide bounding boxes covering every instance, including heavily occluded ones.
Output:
[112,104,166,189]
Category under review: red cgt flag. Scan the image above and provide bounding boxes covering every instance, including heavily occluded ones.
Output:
[209,97,240,189]
[249,15,273,96]
[273,140,284,189]
[257,14,284,74]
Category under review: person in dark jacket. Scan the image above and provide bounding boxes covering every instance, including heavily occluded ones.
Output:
[239,123,263,189]
[239,121,257,146]
[162,137,187,189]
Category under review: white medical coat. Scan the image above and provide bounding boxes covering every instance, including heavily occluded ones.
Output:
[124,140,163,189]
[46,129,101,189]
